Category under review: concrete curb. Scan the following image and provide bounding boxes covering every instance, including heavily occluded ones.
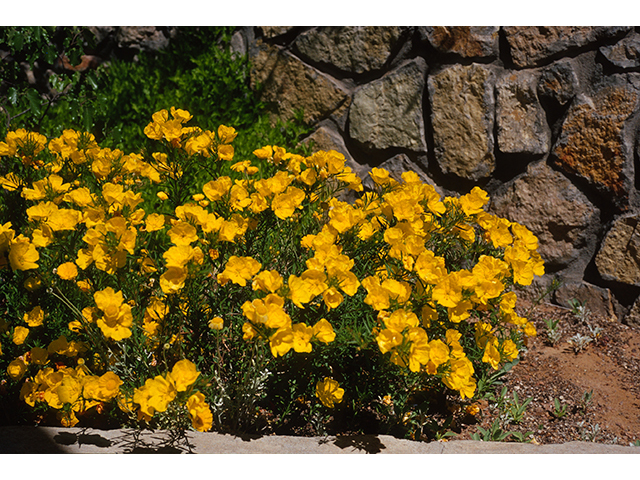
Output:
[1,426,638,453]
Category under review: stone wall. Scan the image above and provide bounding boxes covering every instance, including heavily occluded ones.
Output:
[230,26,640,326]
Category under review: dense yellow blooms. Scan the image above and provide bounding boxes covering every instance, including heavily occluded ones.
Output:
[0,107,545,433]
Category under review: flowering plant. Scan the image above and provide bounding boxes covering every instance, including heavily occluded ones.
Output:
[0,108,544,438]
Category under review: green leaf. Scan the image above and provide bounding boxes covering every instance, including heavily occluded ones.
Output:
[12,31,24,51]
[85,72,99,91]
[83,105,93,132]
[25,89,42,117]
[7,87,18,105]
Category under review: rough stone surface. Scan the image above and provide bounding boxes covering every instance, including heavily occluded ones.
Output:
[349,58,427,152]
[87,27,176,53]
[428,63,495,181]
[301,124,355,163]
[293,27,402,75]
[554,281,620,322]
[259,27,296,39]
[496,70,551,154]
[115,26,173,51]
[503,26,631,67]
[1,426,637,454]
[421,26,499,58]
[552,82,638,202]
[623,297,640,328]
[490,161,600,269]
[595,214,640,286]
[250,41,350,125]
[600,33,640,69]
[537,60,579,106]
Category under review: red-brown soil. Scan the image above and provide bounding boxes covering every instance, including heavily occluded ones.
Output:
[456,301,640,445]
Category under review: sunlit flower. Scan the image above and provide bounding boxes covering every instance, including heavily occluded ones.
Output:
[187,391,213,432]
[56,262,78,280]
[315,377,344,408]
[169,359,200,392]
[217,255,261,287]
[9,235,39,270]
[208,316,224,330]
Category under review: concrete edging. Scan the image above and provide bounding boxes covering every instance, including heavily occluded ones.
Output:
[1,426,638,454]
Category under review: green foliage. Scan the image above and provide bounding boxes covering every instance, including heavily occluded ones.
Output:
[1,26,312,158]
[471,419,512,442]
[0,26,91,136]
[551,397,569,419]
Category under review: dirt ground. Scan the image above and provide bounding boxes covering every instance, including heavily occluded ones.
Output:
[454,300,640,446]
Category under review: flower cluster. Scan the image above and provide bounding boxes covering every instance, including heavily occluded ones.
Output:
[0,108,544,436]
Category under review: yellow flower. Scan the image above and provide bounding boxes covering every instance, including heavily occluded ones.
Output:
[252,269,284,293]
[482,338,501,370]
[269,327,294,357]
[56,262,78,280]
[83,372,123,402]
[229,183,251,210]
[309,320,335,345]
[157,191,169,201]
[134,375,177,418]
[22,174,71,202]
[242,294,291,330]
[362,275,391,311]
[315,377,344,408]
[145,213,165,232]
[253,145,274,160]
[384,308,419,333]
[217,255,262,287]
[93,287,133,341]
[292,323,313,353]
[13,326,29,345]
[443,356,477,399]
[0,172,23,191]
[187,391,213,432]
[431,271,464,308]
[208,316,224,330]
[57,375,82,405]
[214,141,233,160]
[421,304,438,328]
[163,244,203,268]
[501,339,519,361]
[369,167,394,186]
[242,322,257,340]
[9,235,39,270]
[169,359,200,392]
[376,328,403,355]
[160,266,188,294]
[46,208,82,231]
[428,339,450,368]
[447,300,472,323]
[459,187,489,216]
[218,125,237,144]
[202,176,232,201]
[24,306,45,327]
[167,220,199,245]
[407,327,430,372]
[271,186,305,219]
[7,358,28,380]
[63,187,95,207]
[322,287,344,310]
